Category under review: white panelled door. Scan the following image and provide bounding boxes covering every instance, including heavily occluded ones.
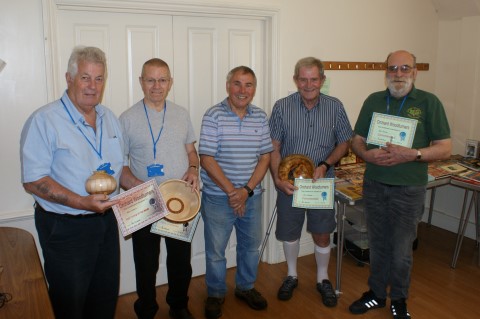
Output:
[55,8,266,294]
[172,15,265,272]
[56,10,174,115]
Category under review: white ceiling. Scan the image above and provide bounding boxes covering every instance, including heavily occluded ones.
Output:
[431,0,480,20]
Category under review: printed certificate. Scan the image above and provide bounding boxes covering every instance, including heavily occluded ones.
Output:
[150,213,201,242]
[292,178,335,209]
[366,112,417,148]
[111,179,168,237]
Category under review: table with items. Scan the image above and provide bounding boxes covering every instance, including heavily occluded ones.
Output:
[0,227,54,318]
[334,155,480,295]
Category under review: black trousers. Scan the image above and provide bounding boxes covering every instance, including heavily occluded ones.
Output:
[132,224,192,319]
[35,204,120,319]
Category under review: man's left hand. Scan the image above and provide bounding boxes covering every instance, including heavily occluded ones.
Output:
[379,142,417,166]
[228,188,248,216]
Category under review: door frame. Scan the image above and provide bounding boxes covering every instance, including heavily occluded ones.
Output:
[41,0,282,264]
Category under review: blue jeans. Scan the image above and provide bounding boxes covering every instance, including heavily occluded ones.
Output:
[202,192,263,297]
[362,178,426,300]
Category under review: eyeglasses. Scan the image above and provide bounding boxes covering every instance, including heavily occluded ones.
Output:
[142,78,171,86]
[386,65,415,74]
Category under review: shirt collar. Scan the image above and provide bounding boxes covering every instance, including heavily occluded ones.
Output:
[294,91,321,111]
[221,97,253,115]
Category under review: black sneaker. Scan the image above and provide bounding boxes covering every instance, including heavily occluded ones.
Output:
[349,290,386,314]
[277,276,298,300]
[391,298,411,319]
[316,279,337,307]
[234,288,268,310]
[205,297,224,319]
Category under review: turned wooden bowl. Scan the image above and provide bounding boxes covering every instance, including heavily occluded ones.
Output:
[278,154,315,185]
[158,179,200,222]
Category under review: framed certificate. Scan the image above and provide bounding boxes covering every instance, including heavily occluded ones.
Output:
[111,179,168,237]
[366,112,417,148]
[292,178,335,209]
[150,213,201,242]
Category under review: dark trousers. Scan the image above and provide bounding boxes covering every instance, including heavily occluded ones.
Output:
[363,178,426,300]
[132,225,192,319]
[35,204,120,319]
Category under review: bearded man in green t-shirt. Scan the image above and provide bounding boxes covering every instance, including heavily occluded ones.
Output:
[349,50,452,319]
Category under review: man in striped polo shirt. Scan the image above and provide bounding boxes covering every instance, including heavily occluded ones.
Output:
[199,66,273,319]
[269,57,353,307]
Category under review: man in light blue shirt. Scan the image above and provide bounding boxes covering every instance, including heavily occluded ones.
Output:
[20,46,125,319]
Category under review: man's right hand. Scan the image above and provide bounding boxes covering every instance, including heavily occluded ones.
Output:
[81,194,120,214]
[274,179,296,196]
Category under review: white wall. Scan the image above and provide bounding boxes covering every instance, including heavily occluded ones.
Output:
[0,0,47,217]
[279,0,440,123]
[436,16,480,154]
[433,16,480,240]
[1,0,479,294]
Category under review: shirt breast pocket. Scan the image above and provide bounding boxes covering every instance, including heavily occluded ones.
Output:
[315,125,336,150]
[242,123,263,147]
[103,137,124,168]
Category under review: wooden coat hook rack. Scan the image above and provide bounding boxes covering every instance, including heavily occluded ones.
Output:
[323,61,429,71]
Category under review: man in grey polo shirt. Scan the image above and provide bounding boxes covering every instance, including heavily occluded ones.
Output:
[119,58,199,319]
[199,66,273,319]
[269,57,353,307]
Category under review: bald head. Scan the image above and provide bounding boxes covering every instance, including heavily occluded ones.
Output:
[385,50,418,98]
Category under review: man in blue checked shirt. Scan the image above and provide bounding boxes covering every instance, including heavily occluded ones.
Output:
[199,66,273,319]
[269,57,353,307]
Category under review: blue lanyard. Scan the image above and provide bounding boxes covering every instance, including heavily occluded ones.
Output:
[143,99,166,160]
[386,94,408,116]
[61,98,103,159]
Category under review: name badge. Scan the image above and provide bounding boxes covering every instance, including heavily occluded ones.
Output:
[147,163,164,177]
[97,162,114,175]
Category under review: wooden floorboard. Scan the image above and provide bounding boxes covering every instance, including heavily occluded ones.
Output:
[115,223,480,319]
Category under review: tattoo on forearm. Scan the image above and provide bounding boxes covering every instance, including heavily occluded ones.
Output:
[36,181,50,196]
[36,181,69,205]
[51,194,69,206]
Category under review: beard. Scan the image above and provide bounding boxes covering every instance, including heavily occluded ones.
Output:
[387,76,414,98]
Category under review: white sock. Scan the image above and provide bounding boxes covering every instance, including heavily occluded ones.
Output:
[283,239,300,278]
[315,244,331,283]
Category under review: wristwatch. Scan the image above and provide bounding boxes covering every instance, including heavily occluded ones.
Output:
[243,185,254,197]
[416,149,422,161]
[318,161,331,170]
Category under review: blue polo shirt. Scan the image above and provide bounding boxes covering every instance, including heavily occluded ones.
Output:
[20,91,126,215]
[199,98,273,195]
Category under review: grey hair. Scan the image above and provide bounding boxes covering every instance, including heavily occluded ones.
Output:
[294,57,325,79]
[226,66,257,87]
[67,46,107,78]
